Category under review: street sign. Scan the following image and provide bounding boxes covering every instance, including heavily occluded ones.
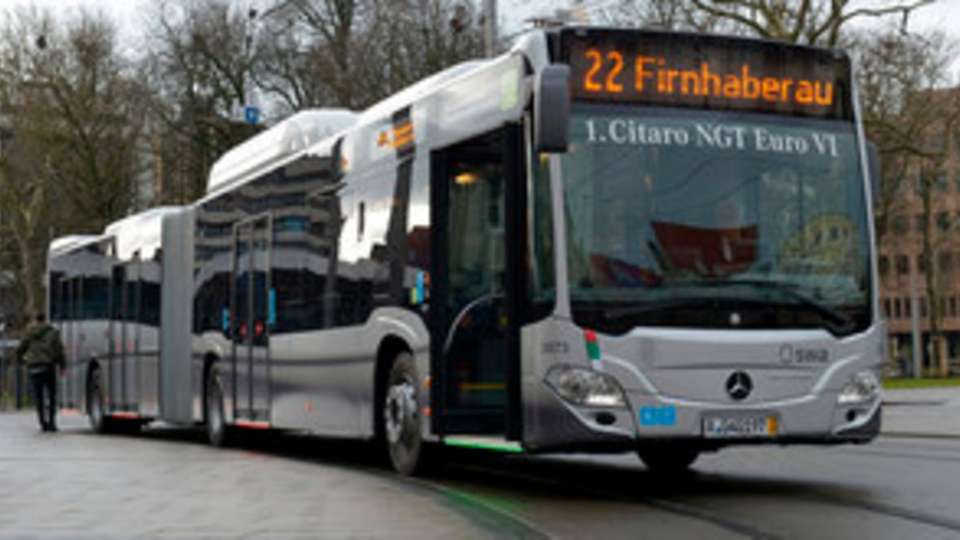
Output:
[244,106,261,125]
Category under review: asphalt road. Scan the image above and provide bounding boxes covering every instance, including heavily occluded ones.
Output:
[2,411,960,539]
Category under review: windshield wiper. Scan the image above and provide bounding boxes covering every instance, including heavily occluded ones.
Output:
[695,279,856,333]
[589,280,858,335]
[600,298,715,320]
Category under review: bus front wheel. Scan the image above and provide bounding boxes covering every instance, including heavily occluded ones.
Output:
[383,352,426,475]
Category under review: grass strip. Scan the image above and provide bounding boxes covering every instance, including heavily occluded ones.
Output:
[883,377,960,390]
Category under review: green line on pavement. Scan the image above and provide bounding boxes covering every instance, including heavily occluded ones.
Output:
[443,437,524,453]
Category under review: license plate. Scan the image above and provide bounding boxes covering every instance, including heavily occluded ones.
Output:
[703,414,778,438]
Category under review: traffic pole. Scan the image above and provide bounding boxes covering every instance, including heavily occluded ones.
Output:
[483,0,497,58]
[910,268,923,379]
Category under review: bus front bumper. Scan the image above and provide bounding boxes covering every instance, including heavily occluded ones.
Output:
[522,383,882,453]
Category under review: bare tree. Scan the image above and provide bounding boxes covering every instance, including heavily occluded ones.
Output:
[854,27,960,375]
[590,0,731,32]
[255,0,483,113]
[593,0,938,46]
[34,14,150,228]
[0,8,147,323]
[145,0,262,203]
[686,0,936,46]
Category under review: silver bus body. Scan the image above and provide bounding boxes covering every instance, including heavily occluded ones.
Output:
[48,27,881,463]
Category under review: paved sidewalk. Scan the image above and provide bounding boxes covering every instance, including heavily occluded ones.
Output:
[0,412,520,539]
[882,387,960,438]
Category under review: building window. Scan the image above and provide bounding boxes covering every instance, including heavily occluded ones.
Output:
[934,173,949,192]
[915,214,926,233]
[905,297,912,318]
[921,297,928,318]
[938,212,952,232]
[896,255,909,275]
[940,252,953,274]
[879,255,890,278]
[893,215,908,234]
[951,296,958,317]
[883,299,891,318]
[917,254,927,273]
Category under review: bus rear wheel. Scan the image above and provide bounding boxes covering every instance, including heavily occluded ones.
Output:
[637,445,700,474]
[383,352,426,475]
[206,366,229,447]
[87,366,108,434]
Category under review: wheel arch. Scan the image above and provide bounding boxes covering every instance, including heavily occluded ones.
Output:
[373,335,413,439]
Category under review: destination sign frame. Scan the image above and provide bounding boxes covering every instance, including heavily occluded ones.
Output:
[558,28,853,120]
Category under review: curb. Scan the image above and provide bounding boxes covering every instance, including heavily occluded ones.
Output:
[883,400,947,407]
[881,431,960,440]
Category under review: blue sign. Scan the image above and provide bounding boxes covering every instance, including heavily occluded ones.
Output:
[244,106,261,125]
[639,405,676,426]
[268,288,277,326]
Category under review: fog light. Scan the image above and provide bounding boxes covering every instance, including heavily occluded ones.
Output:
[838,371,880,405]
[546,366,627,407]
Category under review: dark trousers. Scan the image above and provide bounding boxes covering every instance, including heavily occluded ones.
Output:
[29,365,57,432]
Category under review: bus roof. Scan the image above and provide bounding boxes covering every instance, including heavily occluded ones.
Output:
[206,109,358,197]
[104,206,184,261]
[49,235,103,257]
[201,32,546,206]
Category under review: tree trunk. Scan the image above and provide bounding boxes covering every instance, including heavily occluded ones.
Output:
[14,231,38,322]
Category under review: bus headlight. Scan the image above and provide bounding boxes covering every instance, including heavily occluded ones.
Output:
[546,366,626,407]
[838,371,880,405]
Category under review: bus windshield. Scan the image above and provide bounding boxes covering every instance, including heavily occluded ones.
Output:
[560,103,871,336]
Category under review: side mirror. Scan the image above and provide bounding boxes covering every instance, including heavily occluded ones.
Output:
[534,64,570,153]
[866,141,881,206]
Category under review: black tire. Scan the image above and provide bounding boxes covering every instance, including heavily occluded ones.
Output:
[87,367,109,434]
[113,417,144,435]
[382,352,428,475]
[206,366,230,447]
[638,445,700,474]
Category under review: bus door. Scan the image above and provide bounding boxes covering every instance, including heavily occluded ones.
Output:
[231,215,273,423]
[109,263,134,410]
[124,258,141,411]
[431,126,524,438]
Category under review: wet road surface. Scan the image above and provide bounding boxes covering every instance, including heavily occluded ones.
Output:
[2,411,959,539]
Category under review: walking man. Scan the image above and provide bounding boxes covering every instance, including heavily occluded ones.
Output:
[17,313,65,432]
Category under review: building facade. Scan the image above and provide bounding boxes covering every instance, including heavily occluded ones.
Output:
[877,92,960,375]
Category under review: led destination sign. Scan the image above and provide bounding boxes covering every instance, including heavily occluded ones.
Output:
[560,29,852,119]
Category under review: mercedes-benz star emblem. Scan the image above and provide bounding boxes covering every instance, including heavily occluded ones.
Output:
[725,371,753,401]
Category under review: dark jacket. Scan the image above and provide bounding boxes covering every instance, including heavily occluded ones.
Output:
[16,324,66,369]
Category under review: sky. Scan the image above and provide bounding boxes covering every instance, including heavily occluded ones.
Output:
[3,0,959,37]
[2,0,959,74]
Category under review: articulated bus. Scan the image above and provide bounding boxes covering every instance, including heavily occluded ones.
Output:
[48,27,881,474]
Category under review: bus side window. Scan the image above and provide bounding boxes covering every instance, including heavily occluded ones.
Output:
[307,185,345,330]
